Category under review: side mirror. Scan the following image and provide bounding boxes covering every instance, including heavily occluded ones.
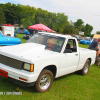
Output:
[64,49,72,53]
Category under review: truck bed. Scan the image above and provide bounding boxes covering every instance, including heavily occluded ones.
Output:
[79,47,96,65]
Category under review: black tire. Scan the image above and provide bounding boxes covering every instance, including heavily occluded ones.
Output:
[80,59,90,75]
[95,57,100,66]
[35,69,54,92]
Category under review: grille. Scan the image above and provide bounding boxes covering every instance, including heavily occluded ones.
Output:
[0,54,23,70]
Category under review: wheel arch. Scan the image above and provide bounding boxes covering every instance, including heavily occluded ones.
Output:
[78,58,91,75]
[40,65,57,78]
[86,41,88,44]
[88,58,91,65]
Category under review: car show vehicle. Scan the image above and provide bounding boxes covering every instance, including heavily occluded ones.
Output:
[0,24,14,37]
[76,36,82,42]
[0,31,21,46]
[0,32,96,92]
[79,37,92,45]
[72,35,82,42]
[17,28,25,34]
[23,29,31,39]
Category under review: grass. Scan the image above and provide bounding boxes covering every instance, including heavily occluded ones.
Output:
[16,33,27,43]
[0,34,100,100]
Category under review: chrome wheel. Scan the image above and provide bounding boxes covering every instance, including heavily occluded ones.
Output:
[35,69,53,92]
[39,74,51,90]
[84,62,89,74]
[79,59,90,75]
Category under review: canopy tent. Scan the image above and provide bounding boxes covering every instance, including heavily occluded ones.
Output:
[93,34,100,39]
[4,24,12,26]
[0,24,12,26]
[28,24,53,32]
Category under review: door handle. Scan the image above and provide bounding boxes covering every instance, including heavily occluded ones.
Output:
[75,54,78,56]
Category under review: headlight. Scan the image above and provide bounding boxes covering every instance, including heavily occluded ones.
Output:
[23,63,34,72]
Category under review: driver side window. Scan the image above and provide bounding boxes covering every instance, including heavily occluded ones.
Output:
[64,39,77,53]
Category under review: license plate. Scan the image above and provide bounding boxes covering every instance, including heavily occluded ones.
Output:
[0,69,8,78]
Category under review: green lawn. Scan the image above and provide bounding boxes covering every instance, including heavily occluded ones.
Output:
[0,34,100,100]
[16,33,27,43]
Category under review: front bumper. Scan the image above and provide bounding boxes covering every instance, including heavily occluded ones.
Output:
[0,75,35,86]
[0,63,38,86]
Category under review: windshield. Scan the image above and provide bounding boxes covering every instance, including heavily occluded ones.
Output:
[0,31,3,36]
[83,38,91,41]
[26,33,65,52]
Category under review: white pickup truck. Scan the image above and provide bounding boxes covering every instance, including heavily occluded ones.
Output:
[0,32,96,92]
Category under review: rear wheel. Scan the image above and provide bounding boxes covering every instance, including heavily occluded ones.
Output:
[79,59,90,75]
[35,69,54,92]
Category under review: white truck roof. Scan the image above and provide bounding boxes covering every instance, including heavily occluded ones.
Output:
[38,32,74,39]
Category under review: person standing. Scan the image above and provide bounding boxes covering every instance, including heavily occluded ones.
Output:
[88,38,100,57]
[33,29,36,35]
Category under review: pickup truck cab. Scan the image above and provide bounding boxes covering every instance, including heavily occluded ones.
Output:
[0,32,96,92]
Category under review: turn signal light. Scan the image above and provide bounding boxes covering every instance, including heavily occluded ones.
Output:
[30,64,34,72]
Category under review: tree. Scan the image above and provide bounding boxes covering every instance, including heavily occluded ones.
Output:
[0,2,12,24]
[50,13,58,31]
[96,31,100,34]
[80,25,85,32]
[0,2,93,35]
[0,7,6,23]
[64,25,79,35]
[20,5,36,27]
[74,19,84,30]
[84,24,93,36]
[69,20,74,26]
[56,13,69,33]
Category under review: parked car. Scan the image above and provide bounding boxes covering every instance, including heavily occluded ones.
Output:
[77,36,82,42]
[0,31,21,46]
[79,37,91,45]
[23,29,38,40]
[17,28,25,34]
[72,35,82,42]
[0,32,96,92]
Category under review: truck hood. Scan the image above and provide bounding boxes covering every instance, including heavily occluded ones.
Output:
[0,43,57,62]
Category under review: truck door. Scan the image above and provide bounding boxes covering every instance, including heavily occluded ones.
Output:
[59,39,79,76]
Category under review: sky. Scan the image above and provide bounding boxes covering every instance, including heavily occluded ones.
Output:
[0,0,100,34]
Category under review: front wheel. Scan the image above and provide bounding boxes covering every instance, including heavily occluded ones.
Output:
[80,59,90,75]
[35,69,54,92]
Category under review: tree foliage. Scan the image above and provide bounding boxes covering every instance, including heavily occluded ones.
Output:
[84,24,93,36]
[74,19,93,36]
[96,31,100,34]
[74,19,84,30]
[0,7,6,23]
[0,2,93,36]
